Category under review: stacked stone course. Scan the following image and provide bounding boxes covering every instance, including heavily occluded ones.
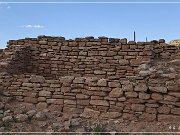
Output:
[0,36,179,122]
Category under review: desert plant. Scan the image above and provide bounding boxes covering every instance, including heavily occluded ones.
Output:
[92,123,107,135]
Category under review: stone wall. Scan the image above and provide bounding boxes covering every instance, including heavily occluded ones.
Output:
[4,36,178,78]
[0,36,179,122]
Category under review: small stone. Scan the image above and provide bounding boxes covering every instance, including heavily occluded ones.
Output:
[139,113,156,122]
[94,70,106,75]
[158,106,170,114]
[39,41,47,44]
[151,93,163,100]
[149,86,167,93]
[109,88,123,98]
[100,112,122,119]
[64,120,71,130]
[131,104,145,112]
[39,91,52,97]
[30,75,45,83]
[15,114,28,122]
[36,102,48,110]
[171,108,180,115]
[138,64,149,70]
[139,93,150,99]
[60,76,75,83]
[90,100,109,106]
[158,114,180,122]
[70,118,82,126]
[169,59,180,65]
[26,110,36,117]
[122,83,133,91]
[52,122,64,129]
[164,95,179,102]
[38,97,46,102]
[2,116,13,123]
[35,112,47,121]
[125,92,138,98]
[76,94,89,99]
[80,108,100,119]
[3,110,11,117]
[24,97,38,104]
[76,127,86,132]
[97,79,107,87]
[134,84,148,92]
[73,77,85,84]
[108,81,120,88]
[119,59,129,65]
[139,70,151,77]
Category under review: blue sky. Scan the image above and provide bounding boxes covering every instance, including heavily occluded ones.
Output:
[0,0,180,48]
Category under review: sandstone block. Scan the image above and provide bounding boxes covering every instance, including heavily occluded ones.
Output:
[50,84,61,88]
[61,87,71,93]
[139,93,150,99]
[60,76,75,83]
[109,88,123,98]
[149,86,167,93]
[171,108,180,115]
[22,83,33,87]
[134,84,148,92]
[77,100,90,106]
[168,92,180,98]
[38,97,46,102]
[97,79,107,87]
[26,110,36,117]
[125,92,138,98]
[131,104,145,112]
[64,100,76,105]
[61,46,70,51]
[139,70,151,77]
[63,107,83,114]
[146,107,157,114]
[130,59,141,66]
[80,108,100,119]
[158,106,170,114]
[158,114,180,122]
[35,112,47,121]
[119,59,129,65]
[139,113,156,122]
[24,97,38,104]
[169,59,180,65]
[122,83,133,91]
[100,112,122,119]
[151,93,163,100]
[94,70,106,75]
[36,102,48,110]
[15,114,28,122]
[90,100,109,106]
[76,94,89,99]
[163,95,179,102]
[39,41,47,45]
[39,91,52,97]
[85,77,98,82]
[73,77,85,84]
[2,116,13,123]
[30,75,45,83]
[108,81,120,88]
[118,97,126,101]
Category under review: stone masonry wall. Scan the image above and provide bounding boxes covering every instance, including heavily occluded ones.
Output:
[0,36,179,122]
[3,36,178,78]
